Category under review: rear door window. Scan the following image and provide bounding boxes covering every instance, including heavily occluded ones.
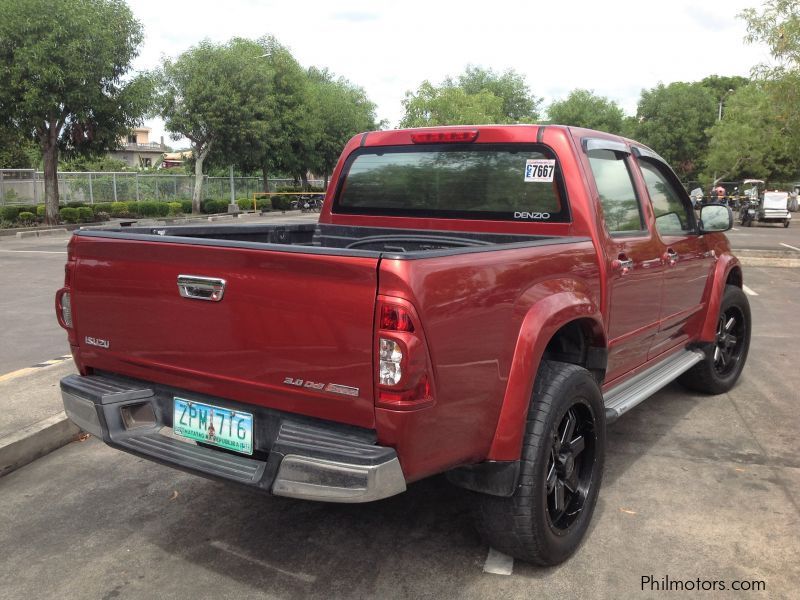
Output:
[587,149,645,235]
[334,144,570,222]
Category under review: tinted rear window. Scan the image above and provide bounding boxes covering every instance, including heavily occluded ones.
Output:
[333,144,569,222]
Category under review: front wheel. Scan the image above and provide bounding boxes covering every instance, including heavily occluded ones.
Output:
[473,361,605,566]
[679,285,751,394]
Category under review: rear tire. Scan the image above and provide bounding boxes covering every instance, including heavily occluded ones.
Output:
[784,220,790,228]
[474,361,605,566]
[679,285,751,394]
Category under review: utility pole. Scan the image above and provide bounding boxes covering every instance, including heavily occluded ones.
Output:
[228,165,239,213]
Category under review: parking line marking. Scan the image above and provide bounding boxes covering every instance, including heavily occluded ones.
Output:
[0,249,68,254]
[780,242,800,252]
[743,285,759,296]
[483,547,514,575]
[0,355,73,383]
[731,227,740,231]
[210,541,316,583]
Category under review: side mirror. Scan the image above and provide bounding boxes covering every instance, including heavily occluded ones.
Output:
[699,204,733,233]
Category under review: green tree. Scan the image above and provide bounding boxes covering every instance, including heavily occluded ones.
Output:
[741,0,800,157]
[156,38,272,212]
[699,75,750,102]
[212,37,309,193]
[0,0,152,223]
[0,125,39,169]
[400,66,540,127]
[546,89,625,133]
[307,68,379,188]
[705,83,797,182]
[455,66,542,122]
[633,82,717,178]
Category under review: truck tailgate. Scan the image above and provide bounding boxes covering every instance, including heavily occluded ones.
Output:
[69,235,379,429]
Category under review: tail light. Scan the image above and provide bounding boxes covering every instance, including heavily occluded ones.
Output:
[375,297,435,410]
[57,290,73,328]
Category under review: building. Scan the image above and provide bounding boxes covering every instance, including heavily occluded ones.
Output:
[162,150,193,169]
[108,127,168,169]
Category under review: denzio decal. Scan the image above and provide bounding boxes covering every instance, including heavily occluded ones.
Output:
[514,212,551,220]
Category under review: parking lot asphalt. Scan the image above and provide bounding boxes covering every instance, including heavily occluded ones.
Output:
[0,264,798,599]
[727,218,800,252]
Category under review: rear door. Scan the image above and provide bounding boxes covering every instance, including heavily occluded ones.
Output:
[70,234,380,428]
[633,155,714,358]
[584,142,665,381]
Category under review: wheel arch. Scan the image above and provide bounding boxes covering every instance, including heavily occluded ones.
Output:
[487,288,606,461]
[700,255,742,342]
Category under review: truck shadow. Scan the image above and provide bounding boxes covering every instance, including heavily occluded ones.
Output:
[132,383,712,597]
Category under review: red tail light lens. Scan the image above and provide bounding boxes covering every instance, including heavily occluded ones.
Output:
[56,288,73,329]
[375,298,434,410]
[380,304,415,332]
[410,130,479,144]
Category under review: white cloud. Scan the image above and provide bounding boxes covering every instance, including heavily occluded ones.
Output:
[128,0,771,143]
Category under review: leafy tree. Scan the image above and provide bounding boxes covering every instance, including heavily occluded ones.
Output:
[401,83,504,127]
[455,66,542,122]
[400,66,540,127]
[632,82,717,178]
[546,89,625,133]
[699,75,750,103]
[307,68,379,188]
[741,0,800,156]
[211,37,309,193]
[156,38,272,212]
[0,126,39,169]
[60,156,129,172]
[0,0,152,223]
[705,83,797,182]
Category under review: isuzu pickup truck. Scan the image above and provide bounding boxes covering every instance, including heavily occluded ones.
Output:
[57,125,750,565]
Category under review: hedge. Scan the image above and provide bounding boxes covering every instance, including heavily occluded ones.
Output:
[167,201,183,216]
[110,202,131,217]
[59,207,80,223]
[77,207,94,222]
[17,211,36,223]
[202,199,229,214]
[1,206,19,221]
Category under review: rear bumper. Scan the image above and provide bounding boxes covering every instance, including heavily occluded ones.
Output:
[61,372,406,503]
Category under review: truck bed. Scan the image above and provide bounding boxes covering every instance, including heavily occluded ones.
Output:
[79,222,577,259]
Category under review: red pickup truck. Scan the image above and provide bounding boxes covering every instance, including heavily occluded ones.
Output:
[57,125,750,565]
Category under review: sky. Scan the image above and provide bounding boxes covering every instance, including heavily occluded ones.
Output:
[128,0,773,147]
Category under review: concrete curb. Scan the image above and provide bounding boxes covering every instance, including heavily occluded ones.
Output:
[15,228,69,239]
[736,249,800,268]
[0,412,80,477]
[739,256,800,268]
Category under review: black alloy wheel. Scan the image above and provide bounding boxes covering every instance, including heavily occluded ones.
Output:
[713,307,746,377]
[545,405,596,532]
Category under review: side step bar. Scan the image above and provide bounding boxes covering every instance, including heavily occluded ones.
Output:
[603,349,705,423]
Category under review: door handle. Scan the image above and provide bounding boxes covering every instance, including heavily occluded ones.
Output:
[612,255,634,275]
[663,248,678,266]
[177,275,226,302]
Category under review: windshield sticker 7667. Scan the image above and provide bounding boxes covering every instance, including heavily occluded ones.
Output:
[524,159,555,182]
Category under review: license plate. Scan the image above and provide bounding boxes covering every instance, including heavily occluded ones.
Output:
[173,397,253,455]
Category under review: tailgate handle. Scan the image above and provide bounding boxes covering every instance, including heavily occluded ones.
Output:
[177,275,226,302]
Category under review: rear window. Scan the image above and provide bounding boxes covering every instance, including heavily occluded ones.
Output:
[333,144,569,222]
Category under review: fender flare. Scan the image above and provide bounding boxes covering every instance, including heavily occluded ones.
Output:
[699,254,741,342]
[487,287,605,461]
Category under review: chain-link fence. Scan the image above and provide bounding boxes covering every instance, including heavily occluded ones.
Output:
[0,169,324,206]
